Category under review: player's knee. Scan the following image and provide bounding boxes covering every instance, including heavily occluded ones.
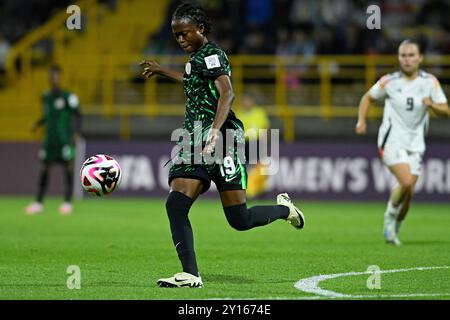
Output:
[228,219,252,231]
[227,219,252,231]
[165,191,194,218]
[223,204,252,231]
[399,176,414,190]
[165,192,182,214]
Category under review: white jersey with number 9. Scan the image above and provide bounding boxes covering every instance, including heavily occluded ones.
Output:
[370,70,447,153]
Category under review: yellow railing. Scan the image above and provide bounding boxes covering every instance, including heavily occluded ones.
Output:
[2,0,449,142]
[4,0,96,84]
[0,0,169,141]
[72,54,450,141]
[2,54,450,142]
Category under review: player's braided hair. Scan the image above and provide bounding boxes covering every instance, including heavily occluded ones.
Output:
[172,3,211,35]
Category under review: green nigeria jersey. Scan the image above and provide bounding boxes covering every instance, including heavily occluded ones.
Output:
[182,42,244,142]
[42,89,80,147]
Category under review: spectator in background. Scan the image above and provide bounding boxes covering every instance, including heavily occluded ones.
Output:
[240,26,268,54]
[139,0,450,56]
[289,0,318,29]
[245,0,272,25]
[276,29,316,89]
[319,0,352,27]
[241,0,275,54]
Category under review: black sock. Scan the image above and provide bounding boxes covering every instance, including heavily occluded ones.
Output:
[36,164,50,203]
[165,191,198,276]
[63,162,74,202]
[223,203,289,231]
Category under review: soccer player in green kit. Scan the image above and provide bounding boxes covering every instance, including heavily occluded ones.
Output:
[140,3,305,288]
[25,65,81,215]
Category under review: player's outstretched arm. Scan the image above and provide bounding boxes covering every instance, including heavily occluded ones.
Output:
[140,59,183,82]
[423,97,450,118]
[355,92,375,135]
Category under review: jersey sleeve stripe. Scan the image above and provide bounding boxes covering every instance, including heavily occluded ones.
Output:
[431,75,440,89]
[379,75,392,89]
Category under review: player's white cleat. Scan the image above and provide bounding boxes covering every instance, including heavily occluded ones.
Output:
[157,272,203,288]
[277,193,305,230]
[384,212,399,245]
[59,202,73,215]
[25,202,44,215]
[388,220,404,245]
[386,237,402,245]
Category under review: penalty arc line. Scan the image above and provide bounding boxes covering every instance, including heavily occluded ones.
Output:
[294,266,450,299]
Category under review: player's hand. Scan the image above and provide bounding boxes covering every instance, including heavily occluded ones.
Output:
[423,97,433,108]
[202,128,220,155]
[355,121,367,135]
[140,59,160,78]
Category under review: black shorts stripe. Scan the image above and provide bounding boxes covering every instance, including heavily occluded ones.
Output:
[380,123,392,150]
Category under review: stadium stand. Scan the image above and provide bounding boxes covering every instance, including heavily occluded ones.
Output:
[0,0,449,142]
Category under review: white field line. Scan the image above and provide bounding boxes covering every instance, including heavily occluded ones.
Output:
[294,265,450,299]
[207,293,450,300]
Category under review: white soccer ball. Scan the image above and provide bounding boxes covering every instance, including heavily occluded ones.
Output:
[80,154,122,197]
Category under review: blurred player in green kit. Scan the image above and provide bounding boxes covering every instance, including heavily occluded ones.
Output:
[25,65,81,215]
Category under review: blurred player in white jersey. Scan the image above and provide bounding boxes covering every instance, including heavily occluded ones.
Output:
[355,40,449,245]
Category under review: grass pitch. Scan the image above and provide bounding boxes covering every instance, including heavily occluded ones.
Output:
[0,197,449,300]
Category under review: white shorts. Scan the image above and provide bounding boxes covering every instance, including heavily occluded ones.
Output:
[380,145,423,176]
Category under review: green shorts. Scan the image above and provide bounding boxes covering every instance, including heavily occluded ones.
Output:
[168,157,248,194]
[39,144,75,162]
[168,126,247,193]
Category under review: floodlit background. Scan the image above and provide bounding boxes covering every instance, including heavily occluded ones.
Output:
[1,0,450,301]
